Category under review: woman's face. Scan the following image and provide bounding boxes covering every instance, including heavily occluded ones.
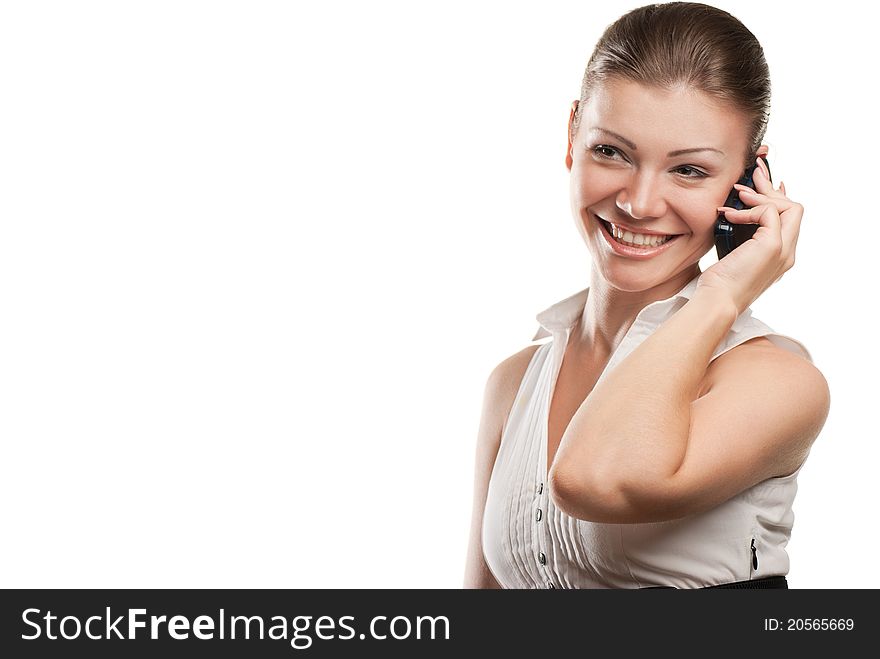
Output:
[567,78,760,291]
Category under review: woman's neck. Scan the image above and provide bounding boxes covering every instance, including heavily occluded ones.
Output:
[574,264,702,355]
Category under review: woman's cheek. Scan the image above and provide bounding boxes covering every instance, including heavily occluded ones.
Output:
[690,190,728,230]
[573,170,625,205]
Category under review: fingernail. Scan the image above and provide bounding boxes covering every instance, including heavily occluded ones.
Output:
[757,156,769,177]
[733,183,754,193]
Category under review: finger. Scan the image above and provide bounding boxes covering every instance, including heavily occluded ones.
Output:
[717,202,782,243]
[779,202,804,257]
[754,158,791,202]
[740,156,787,201]
[732,184,798,211]
[752,157,776,196]
[787,217,802,257]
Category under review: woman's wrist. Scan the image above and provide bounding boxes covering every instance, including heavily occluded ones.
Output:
[690,286,740,327]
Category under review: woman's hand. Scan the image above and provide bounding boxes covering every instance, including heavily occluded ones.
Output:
[694,156,804,316]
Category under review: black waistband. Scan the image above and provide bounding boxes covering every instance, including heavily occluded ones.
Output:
[705,575,788,589]
[640,575,788,589]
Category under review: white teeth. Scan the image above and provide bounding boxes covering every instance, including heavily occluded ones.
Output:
[608,222,672,248]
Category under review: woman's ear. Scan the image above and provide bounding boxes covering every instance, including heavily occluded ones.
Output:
[566,100,579,171]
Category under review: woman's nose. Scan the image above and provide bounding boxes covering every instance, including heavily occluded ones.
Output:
[615,172,668,220]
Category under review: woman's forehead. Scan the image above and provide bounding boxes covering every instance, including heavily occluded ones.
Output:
[582,79,748,154]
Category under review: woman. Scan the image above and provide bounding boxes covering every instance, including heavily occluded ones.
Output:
[463,2,830,589]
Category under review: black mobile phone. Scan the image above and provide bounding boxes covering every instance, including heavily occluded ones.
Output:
[714,157,772,259]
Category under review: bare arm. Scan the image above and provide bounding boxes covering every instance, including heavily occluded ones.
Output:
[463,345,540,588]
[549,290,829,524]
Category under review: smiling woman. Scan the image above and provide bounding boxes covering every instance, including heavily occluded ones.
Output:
[571,78,761,279]
[463,2,830,590]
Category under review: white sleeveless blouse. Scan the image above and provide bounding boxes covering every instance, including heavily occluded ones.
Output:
[482,274,813,589]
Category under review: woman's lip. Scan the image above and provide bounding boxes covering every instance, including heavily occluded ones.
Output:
[598,216,682,237]
[594,213,682,258]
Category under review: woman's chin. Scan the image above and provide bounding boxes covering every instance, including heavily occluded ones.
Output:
[588,239,707,290]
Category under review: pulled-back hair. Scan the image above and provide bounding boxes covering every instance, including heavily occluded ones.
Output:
[571,2,770,171]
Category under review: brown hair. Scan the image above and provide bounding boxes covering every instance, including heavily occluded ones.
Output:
[570,2,771,171]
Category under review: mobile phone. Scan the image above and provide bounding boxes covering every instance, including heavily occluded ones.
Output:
[714,157,772,259]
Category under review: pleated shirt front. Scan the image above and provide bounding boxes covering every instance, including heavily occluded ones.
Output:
[482,274,813,589]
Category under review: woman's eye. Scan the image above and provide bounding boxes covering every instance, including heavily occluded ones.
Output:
[591,145,708,179]
[591,145,620,159]
[673,166,708,179]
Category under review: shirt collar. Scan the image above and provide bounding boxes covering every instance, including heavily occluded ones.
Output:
[531,273,704,341]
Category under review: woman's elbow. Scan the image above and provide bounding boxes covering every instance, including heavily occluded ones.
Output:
[547,465,629,523]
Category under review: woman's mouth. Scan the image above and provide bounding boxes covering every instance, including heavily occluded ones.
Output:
[594,214,685,258]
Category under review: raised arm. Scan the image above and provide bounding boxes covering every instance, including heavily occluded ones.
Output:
[548,291,829,524]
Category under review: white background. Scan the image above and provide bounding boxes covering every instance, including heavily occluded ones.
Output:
[0,0,873,588]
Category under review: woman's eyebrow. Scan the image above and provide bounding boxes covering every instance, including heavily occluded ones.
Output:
[590,127,725,157]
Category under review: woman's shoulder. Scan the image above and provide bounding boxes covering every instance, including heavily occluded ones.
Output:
[483,343,545,436]
[700,333,830,480]
[708,306,820,380]
[486,343,543,400]
[709,334,814,375]
[705,334,829,407]
[713,332,814,367]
